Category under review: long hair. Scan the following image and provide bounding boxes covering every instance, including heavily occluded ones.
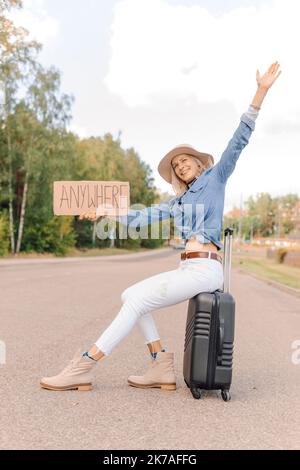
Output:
[170,166,188,197]
[170,156,211,197]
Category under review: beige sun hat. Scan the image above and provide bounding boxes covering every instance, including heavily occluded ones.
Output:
[158,144,214,184]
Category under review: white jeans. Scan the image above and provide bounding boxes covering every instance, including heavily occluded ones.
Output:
[95,256,224,356]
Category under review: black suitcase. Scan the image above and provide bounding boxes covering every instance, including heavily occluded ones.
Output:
[183,227,235,401]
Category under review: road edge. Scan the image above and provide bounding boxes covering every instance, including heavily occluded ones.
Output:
[237,267,300,299]
[0,247,174,267]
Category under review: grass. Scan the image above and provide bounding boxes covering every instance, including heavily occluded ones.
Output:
[1,245,168,260]
[232,255,300,290]
[66,246,164,258]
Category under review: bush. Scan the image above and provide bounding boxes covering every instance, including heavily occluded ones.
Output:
[121,238,141,250]
[0,210,10,256]
[275,248,288,264]
[140,222,165,249]
[22,216,77,256]
[46,216,77,256]
[141,237,165,249]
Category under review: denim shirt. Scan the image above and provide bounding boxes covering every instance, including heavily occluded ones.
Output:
[118,108,257,251]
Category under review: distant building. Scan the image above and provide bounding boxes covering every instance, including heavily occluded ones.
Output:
[252,237,300,247]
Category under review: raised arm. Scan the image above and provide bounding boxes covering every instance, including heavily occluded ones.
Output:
[215,61,282,183]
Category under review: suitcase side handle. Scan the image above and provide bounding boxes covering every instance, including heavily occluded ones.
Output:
[218,325,224,357]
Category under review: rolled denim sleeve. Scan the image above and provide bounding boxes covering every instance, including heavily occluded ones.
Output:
[118,201,173,227]
[215,106,259,183]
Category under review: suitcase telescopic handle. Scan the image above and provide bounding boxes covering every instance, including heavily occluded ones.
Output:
[223,227,234,293]
[224,227,234,237]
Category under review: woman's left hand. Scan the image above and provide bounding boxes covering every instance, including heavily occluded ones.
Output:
[256,61,282,89]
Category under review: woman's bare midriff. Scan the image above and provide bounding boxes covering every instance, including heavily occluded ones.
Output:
[184,237,218,253]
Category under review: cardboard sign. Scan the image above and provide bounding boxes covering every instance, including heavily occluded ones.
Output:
[53,181,130,216]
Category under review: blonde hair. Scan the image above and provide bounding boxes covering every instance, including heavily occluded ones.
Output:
[170,155,211,197]
[171,166,188,197]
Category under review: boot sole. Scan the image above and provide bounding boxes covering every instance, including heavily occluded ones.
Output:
[40,382,92,391]
[127,380,176,390]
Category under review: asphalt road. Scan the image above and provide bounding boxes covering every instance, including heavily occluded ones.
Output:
[0,248,300,450]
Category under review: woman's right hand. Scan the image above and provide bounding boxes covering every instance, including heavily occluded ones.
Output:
[78,209,99,222]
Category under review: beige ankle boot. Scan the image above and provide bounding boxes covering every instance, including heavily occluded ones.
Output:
[127,351,176,390]
[40,349,97,391]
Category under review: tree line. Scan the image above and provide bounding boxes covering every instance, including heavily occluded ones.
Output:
[224,193,300,241]
[0,0,164,256]
[1,2,299,257]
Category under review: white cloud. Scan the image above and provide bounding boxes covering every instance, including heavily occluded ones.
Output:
[102,0,299,209]
[7,0,59,44]
[263,117,300,134]
[104,0,297,112]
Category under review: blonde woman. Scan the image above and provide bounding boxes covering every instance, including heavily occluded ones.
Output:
[40,62,281,392]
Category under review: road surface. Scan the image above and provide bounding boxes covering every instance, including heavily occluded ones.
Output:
[0,248,299,450]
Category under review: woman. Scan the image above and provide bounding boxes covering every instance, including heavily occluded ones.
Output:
[40,62,281,392]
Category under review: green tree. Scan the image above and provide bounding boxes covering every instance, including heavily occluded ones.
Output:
[245,193,277,237]
[0,208,9,255]
[13,65,73,253]
[273,194,299,236]
[0,0,41,253]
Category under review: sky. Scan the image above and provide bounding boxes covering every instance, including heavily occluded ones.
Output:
[9,0,300,213]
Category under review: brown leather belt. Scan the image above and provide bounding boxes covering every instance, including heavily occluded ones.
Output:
[181,251,223,264]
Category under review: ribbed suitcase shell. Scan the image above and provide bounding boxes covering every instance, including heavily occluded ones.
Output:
[183,228,235,401]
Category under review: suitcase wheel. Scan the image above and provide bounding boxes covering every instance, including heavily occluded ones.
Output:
[221,390,231,402]
[191,387,202,400]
